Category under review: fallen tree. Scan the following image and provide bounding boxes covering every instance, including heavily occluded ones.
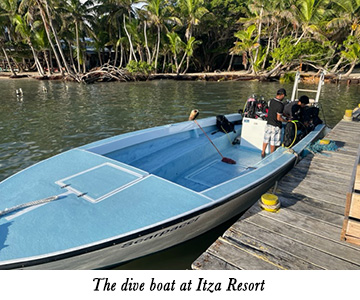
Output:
[67,64,136,83]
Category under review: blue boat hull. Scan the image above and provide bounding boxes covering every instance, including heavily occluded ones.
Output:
[0,114,325,269]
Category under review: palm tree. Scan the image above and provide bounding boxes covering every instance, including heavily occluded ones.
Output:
[33,27,52,74]
[19,0,67,76]
[328,0,360,73]
[294,0,329,45]
[144,0,169,72]
[60,0,95,74]
[167,31,185,74]
[181,36,201,74]
[0,0,18,76]
[12,13,45,76]
[107,0,140,63]
[178,0,208,42]
[231,24,260,74]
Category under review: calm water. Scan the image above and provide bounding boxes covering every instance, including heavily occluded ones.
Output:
[0,78,359,269]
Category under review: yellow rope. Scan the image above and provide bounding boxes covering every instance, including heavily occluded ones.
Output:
[284,120,298,148]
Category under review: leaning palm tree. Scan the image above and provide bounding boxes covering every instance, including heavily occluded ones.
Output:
[12,13,45,76]
[19,0,67,76]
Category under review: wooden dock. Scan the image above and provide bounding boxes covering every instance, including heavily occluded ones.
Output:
[192,119,360,270]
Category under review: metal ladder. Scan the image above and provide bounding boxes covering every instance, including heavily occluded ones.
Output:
[290,71,325,104]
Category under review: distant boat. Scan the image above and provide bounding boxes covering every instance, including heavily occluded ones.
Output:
[0,112,325,269]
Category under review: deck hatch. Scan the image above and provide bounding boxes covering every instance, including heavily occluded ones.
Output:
[55,163,145,203]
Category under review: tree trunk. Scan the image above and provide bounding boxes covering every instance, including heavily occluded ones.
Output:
[345,61,356,77]
[119,42,124,67]
[331,56,344,73]
[253,5,264,65]
[178,52,187,75]
[42,0,73,76]
[98,50,103,66]
[154,25,161,73]
[264,61,283,77]
[144,21,151,64]
[182,56,190,74]
[28,39,45,76]
[43,50,51,75]
[114,43,119,67]
[68,41,77,73]
[294,29,306,46]
[2,47,17,77]
[75,21,81,74]
[49,49,54,73]
[35,0,64,76]
[83,52,87,73]
[162,53,167,73]
[262,32,272,70]
[123,15,137,62]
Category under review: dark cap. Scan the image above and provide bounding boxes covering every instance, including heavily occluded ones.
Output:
[277,88,287,96]
[299,95,309,104]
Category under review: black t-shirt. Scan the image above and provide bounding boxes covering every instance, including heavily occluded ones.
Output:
[267,98,284,128]
[283,101,296,118]
[284,101,302,120]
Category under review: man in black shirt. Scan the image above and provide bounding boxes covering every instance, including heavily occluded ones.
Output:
[283,95,309,121]
[261,88,287,158]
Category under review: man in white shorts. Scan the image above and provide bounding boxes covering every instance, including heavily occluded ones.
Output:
[261,88,287,158]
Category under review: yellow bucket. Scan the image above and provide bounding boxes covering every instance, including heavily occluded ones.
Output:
[345,109,353,118]
[260,193,280,212]
[261,193,279,206]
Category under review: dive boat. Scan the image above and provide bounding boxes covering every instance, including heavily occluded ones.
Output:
[0,110,325,269]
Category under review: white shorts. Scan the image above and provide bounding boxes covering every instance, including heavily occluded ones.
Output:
[263,124,281,146]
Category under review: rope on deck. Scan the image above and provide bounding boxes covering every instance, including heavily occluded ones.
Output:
[0,195,59,218]
[306,140,338,155]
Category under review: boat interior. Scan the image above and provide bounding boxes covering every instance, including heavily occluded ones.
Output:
[98,117,271,192]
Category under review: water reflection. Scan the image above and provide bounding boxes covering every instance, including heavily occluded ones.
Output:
[1,78,358,183]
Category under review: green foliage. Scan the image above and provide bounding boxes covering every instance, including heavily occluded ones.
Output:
[1,0,360,76]
[231,24,258,55]
[126,60,155,75]
[341,35,360,63]
[280,72,296,83]
[271,36,332,66]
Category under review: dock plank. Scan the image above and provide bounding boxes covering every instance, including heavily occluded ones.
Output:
[228,220,359,269]
[192,252,238,270]
[222,230,322,270]
[192,119,360,270]
[205,237,280,270]
[238,214,360,266]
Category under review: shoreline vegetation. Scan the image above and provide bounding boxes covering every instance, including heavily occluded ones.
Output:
[2,1,360,85]
[2,69,360,85]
